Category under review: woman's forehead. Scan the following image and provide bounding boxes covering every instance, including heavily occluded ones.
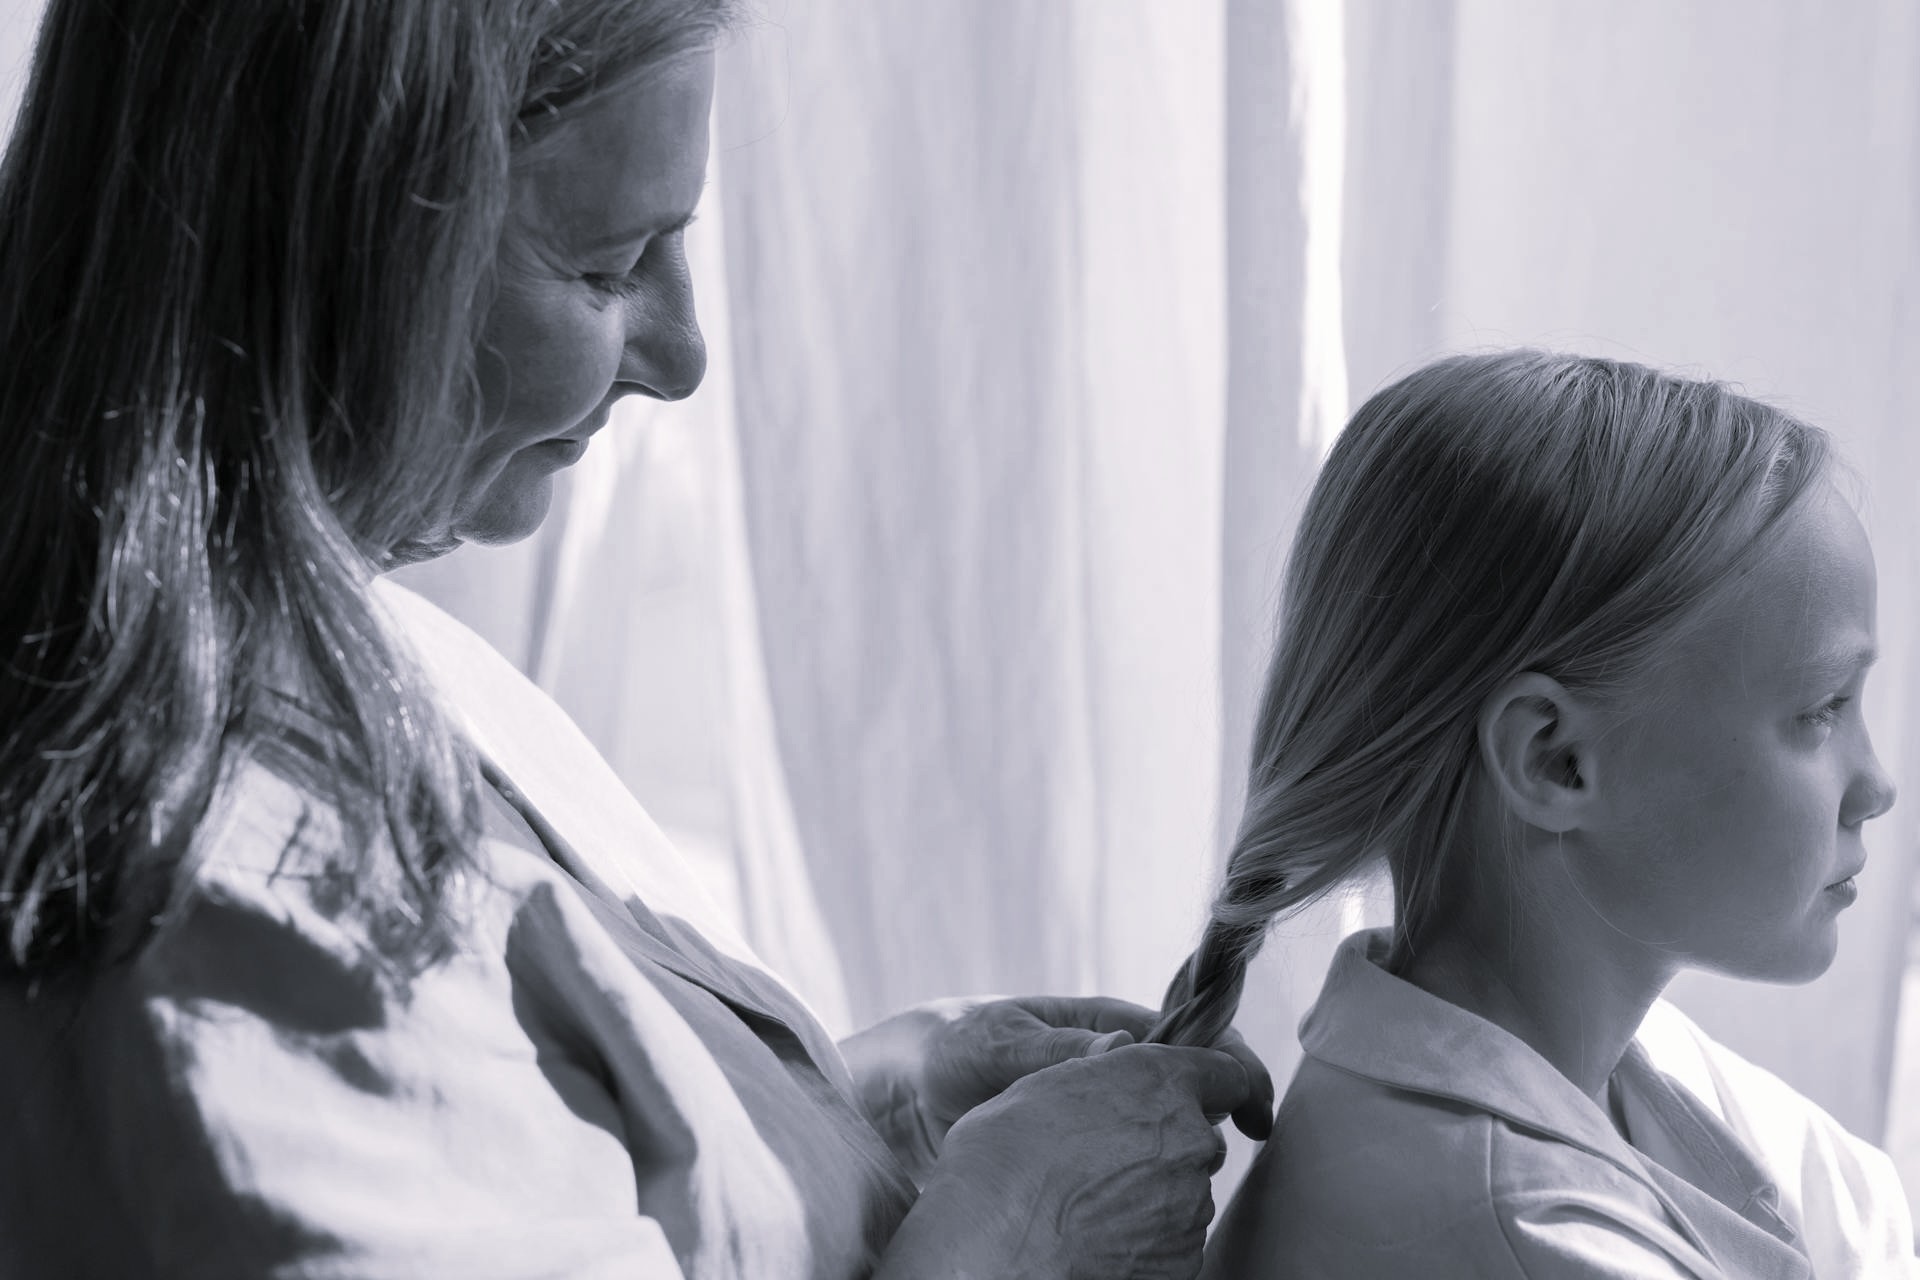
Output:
[509,54,715,251]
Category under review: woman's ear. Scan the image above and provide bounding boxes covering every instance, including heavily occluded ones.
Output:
[1475,673,1600,834]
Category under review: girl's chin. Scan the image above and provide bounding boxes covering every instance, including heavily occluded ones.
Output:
[1705,923,1841,987]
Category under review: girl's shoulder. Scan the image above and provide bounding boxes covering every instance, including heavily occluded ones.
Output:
[1205,1053,1705,1280]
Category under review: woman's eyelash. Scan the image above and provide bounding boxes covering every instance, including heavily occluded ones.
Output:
[586,267,651,299]
[584,217,697,296]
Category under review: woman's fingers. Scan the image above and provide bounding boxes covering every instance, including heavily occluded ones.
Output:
[1001,994,1277,1140]
[921,1042,1246,1278]
[1216,1040,1277,1140]
[1156,1044,1258,1128]
[1008,993,1161,1038]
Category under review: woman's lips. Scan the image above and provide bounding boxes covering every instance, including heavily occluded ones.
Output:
[531,437,588,464]
[530,406,615,462]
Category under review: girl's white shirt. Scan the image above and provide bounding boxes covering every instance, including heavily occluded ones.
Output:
[1204,929,1916,1279]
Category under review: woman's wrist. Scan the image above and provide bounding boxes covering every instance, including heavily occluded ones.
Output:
[871,1151,1061,1280]
[838,1012,942,1182]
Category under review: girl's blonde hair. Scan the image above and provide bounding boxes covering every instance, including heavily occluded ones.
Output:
[1153,349,1832,1048]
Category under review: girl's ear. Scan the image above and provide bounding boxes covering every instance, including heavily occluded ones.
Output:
[1475,672,1601,834]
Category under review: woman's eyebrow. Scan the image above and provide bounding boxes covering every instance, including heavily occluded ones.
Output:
[581,178,710,251]
[582,208,700,251]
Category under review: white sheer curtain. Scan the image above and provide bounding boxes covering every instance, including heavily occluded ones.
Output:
[6,0,1918,1207]
[395,0,1920,1195]
[410,0,1920,1203]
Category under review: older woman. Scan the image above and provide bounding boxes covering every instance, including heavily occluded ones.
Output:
[0,2,1269,1277]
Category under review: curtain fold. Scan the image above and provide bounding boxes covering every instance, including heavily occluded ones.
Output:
[6,0,1913,1206]
[715,1,1259,1025]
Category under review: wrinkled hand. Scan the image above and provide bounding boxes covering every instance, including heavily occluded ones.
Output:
[876,1042,1257,1280]
[841,995,1273,1183]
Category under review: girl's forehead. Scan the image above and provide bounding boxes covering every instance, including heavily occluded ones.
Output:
[1649,486,1877,701]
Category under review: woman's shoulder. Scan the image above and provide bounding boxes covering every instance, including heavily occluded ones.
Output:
[0,752,689,1275]
[167,749,536,966]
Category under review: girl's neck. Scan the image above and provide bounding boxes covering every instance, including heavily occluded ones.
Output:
[1396,912,1673,1114]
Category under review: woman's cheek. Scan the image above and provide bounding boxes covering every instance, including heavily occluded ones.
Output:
[540,304,628,422]
[478,279,626,440]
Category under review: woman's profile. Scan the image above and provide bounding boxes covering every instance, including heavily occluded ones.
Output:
[1155,350,1916,1278]
[0,2,1267,1275]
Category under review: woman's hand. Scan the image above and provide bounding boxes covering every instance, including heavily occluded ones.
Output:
[874,1042,1257,1280]
[841,995,1273,1183]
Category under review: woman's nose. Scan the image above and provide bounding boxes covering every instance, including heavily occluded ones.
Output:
[622,243,706,402]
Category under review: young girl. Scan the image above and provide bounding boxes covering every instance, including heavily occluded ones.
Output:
[1155,350,1915,1278]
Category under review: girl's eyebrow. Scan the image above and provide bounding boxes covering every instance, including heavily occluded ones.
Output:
[1795,641,1878,684]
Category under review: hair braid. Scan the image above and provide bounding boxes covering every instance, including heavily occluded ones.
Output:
[1152,910,1266,1048]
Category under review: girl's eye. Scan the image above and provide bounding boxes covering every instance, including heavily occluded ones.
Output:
[1802,696,1852,730]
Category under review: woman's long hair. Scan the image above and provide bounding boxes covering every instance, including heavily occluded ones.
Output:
[1153,350,1833,1048]
[0,0,740,974]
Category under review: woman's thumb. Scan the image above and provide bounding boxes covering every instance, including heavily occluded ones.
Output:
[1036,1027,1135,1069]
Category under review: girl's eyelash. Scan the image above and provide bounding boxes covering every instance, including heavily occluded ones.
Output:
[1804,695,1852,728]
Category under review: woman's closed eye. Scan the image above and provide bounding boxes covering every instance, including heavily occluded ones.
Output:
[583,216,696,299]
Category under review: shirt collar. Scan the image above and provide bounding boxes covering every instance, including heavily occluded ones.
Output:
[1613,1039,1791,1233]
[1300,929,1799,1262]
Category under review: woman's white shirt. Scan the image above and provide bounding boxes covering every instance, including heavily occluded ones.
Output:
[0,582,914,1278]
[1203,929,1916,1279]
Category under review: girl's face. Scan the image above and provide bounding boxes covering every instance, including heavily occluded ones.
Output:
[1575,482,1896,984]
[452,52,716,546]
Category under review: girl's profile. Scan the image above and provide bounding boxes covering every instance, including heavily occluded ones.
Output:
[1157,349,1914,1278]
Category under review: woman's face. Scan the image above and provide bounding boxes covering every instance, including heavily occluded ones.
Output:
[452,52,716,546]
[1574,482,1897,984]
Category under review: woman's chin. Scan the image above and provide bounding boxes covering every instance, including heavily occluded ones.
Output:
[452,472,556,547]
